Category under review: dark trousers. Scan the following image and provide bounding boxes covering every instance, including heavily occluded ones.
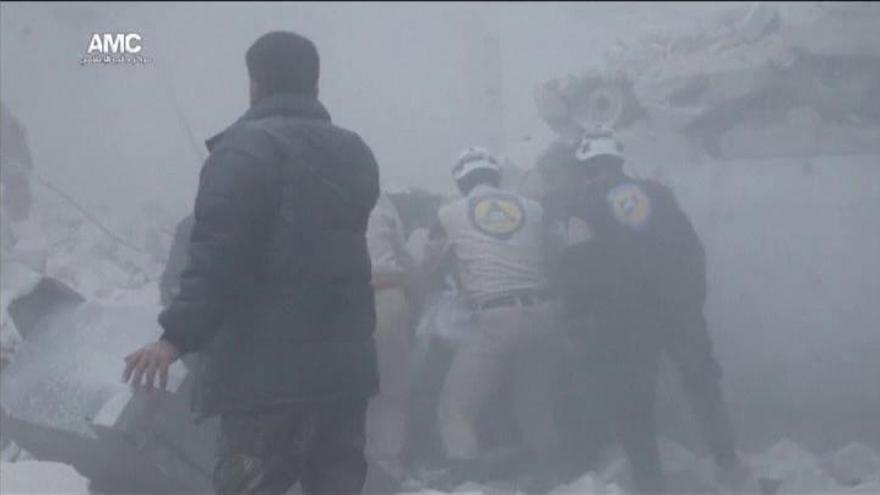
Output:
[663,313,737,466]
[591,328,664,494]
[575,312,736,494]
[213,399,368,495]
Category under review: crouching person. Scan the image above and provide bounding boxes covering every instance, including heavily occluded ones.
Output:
[123,31,381,495]
[423,147,566,493]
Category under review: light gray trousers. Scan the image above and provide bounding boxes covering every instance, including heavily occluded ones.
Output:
[437,300,563,462]
[366,287,411,469]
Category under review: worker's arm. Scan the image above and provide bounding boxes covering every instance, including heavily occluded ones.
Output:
[368,196,416,290]
[542,210,570,292]
[159,128,276,353]
[158,215,195,307]
[651,184,707,315]
[124,125,277,390]
[420,218,452,282]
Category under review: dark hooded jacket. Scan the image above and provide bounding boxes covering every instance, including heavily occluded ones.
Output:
[158,93,380,416]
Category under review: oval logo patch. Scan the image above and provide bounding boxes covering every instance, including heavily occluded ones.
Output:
[469,195,526,240]
[607,183,651,229]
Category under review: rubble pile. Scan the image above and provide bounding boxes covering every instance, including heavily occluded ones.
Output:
[0,460,90,494]
[535,3,880,159]
[1,147,175,490]
[5,185,167,306]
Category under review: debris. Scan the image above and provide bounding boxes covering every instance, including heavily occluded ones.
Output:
[1,299,216,492]
[535,3,880,159]
[0,460,89,494]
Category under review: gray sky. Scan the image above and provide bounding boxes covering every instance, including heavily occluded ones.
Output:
[0,1,746,224]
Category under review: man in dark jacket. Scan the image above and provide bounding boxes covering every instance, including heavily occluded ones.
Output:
[558,129,748,493]
[123,31,380,495]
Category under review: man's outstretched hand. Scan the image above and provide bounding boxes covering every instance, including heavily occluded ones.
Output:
[123,340,181,392]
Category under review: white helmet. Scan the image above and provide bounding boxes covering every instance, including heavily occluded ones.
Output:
[575,127,624,165]
[452,146,502,181]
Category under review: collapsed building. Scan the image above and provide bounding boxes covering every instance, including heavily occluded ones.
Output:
[534,2,880,159]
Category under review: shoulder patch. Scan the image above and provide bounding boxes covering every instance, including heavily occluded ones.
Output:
[607,183,652,229]
[469,193,526,240]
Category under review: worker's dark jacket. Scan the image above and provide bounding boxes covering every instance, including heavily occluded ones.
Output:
[560,174,706,338]
[159,214,194,307]
[159,93,380,416]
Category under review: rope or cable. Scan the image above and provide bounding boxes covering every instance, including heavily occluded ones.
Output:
[29,172,152,257]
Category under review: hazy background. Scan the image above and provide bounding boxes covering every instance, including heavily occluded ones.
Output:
[0,1,739,224]
[2,1,878,456]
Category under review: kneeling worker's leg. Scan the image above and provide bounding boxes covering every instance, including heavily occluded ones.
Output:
[512,339,562,466]
[438,345,505,463]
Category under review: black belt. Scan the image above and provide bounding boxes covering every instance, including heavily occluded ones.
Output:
[470,291,551,312]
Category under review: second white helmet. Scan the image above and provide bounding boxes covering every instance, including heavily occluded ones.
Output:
[452,146,502,181]
[575,127,624,165]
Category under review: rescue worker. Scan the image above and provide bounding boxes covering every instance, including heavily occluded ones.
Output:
[558,128,749,493]
[122,31,380,495]
[365,191,417,488]
[423,147,564,492]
